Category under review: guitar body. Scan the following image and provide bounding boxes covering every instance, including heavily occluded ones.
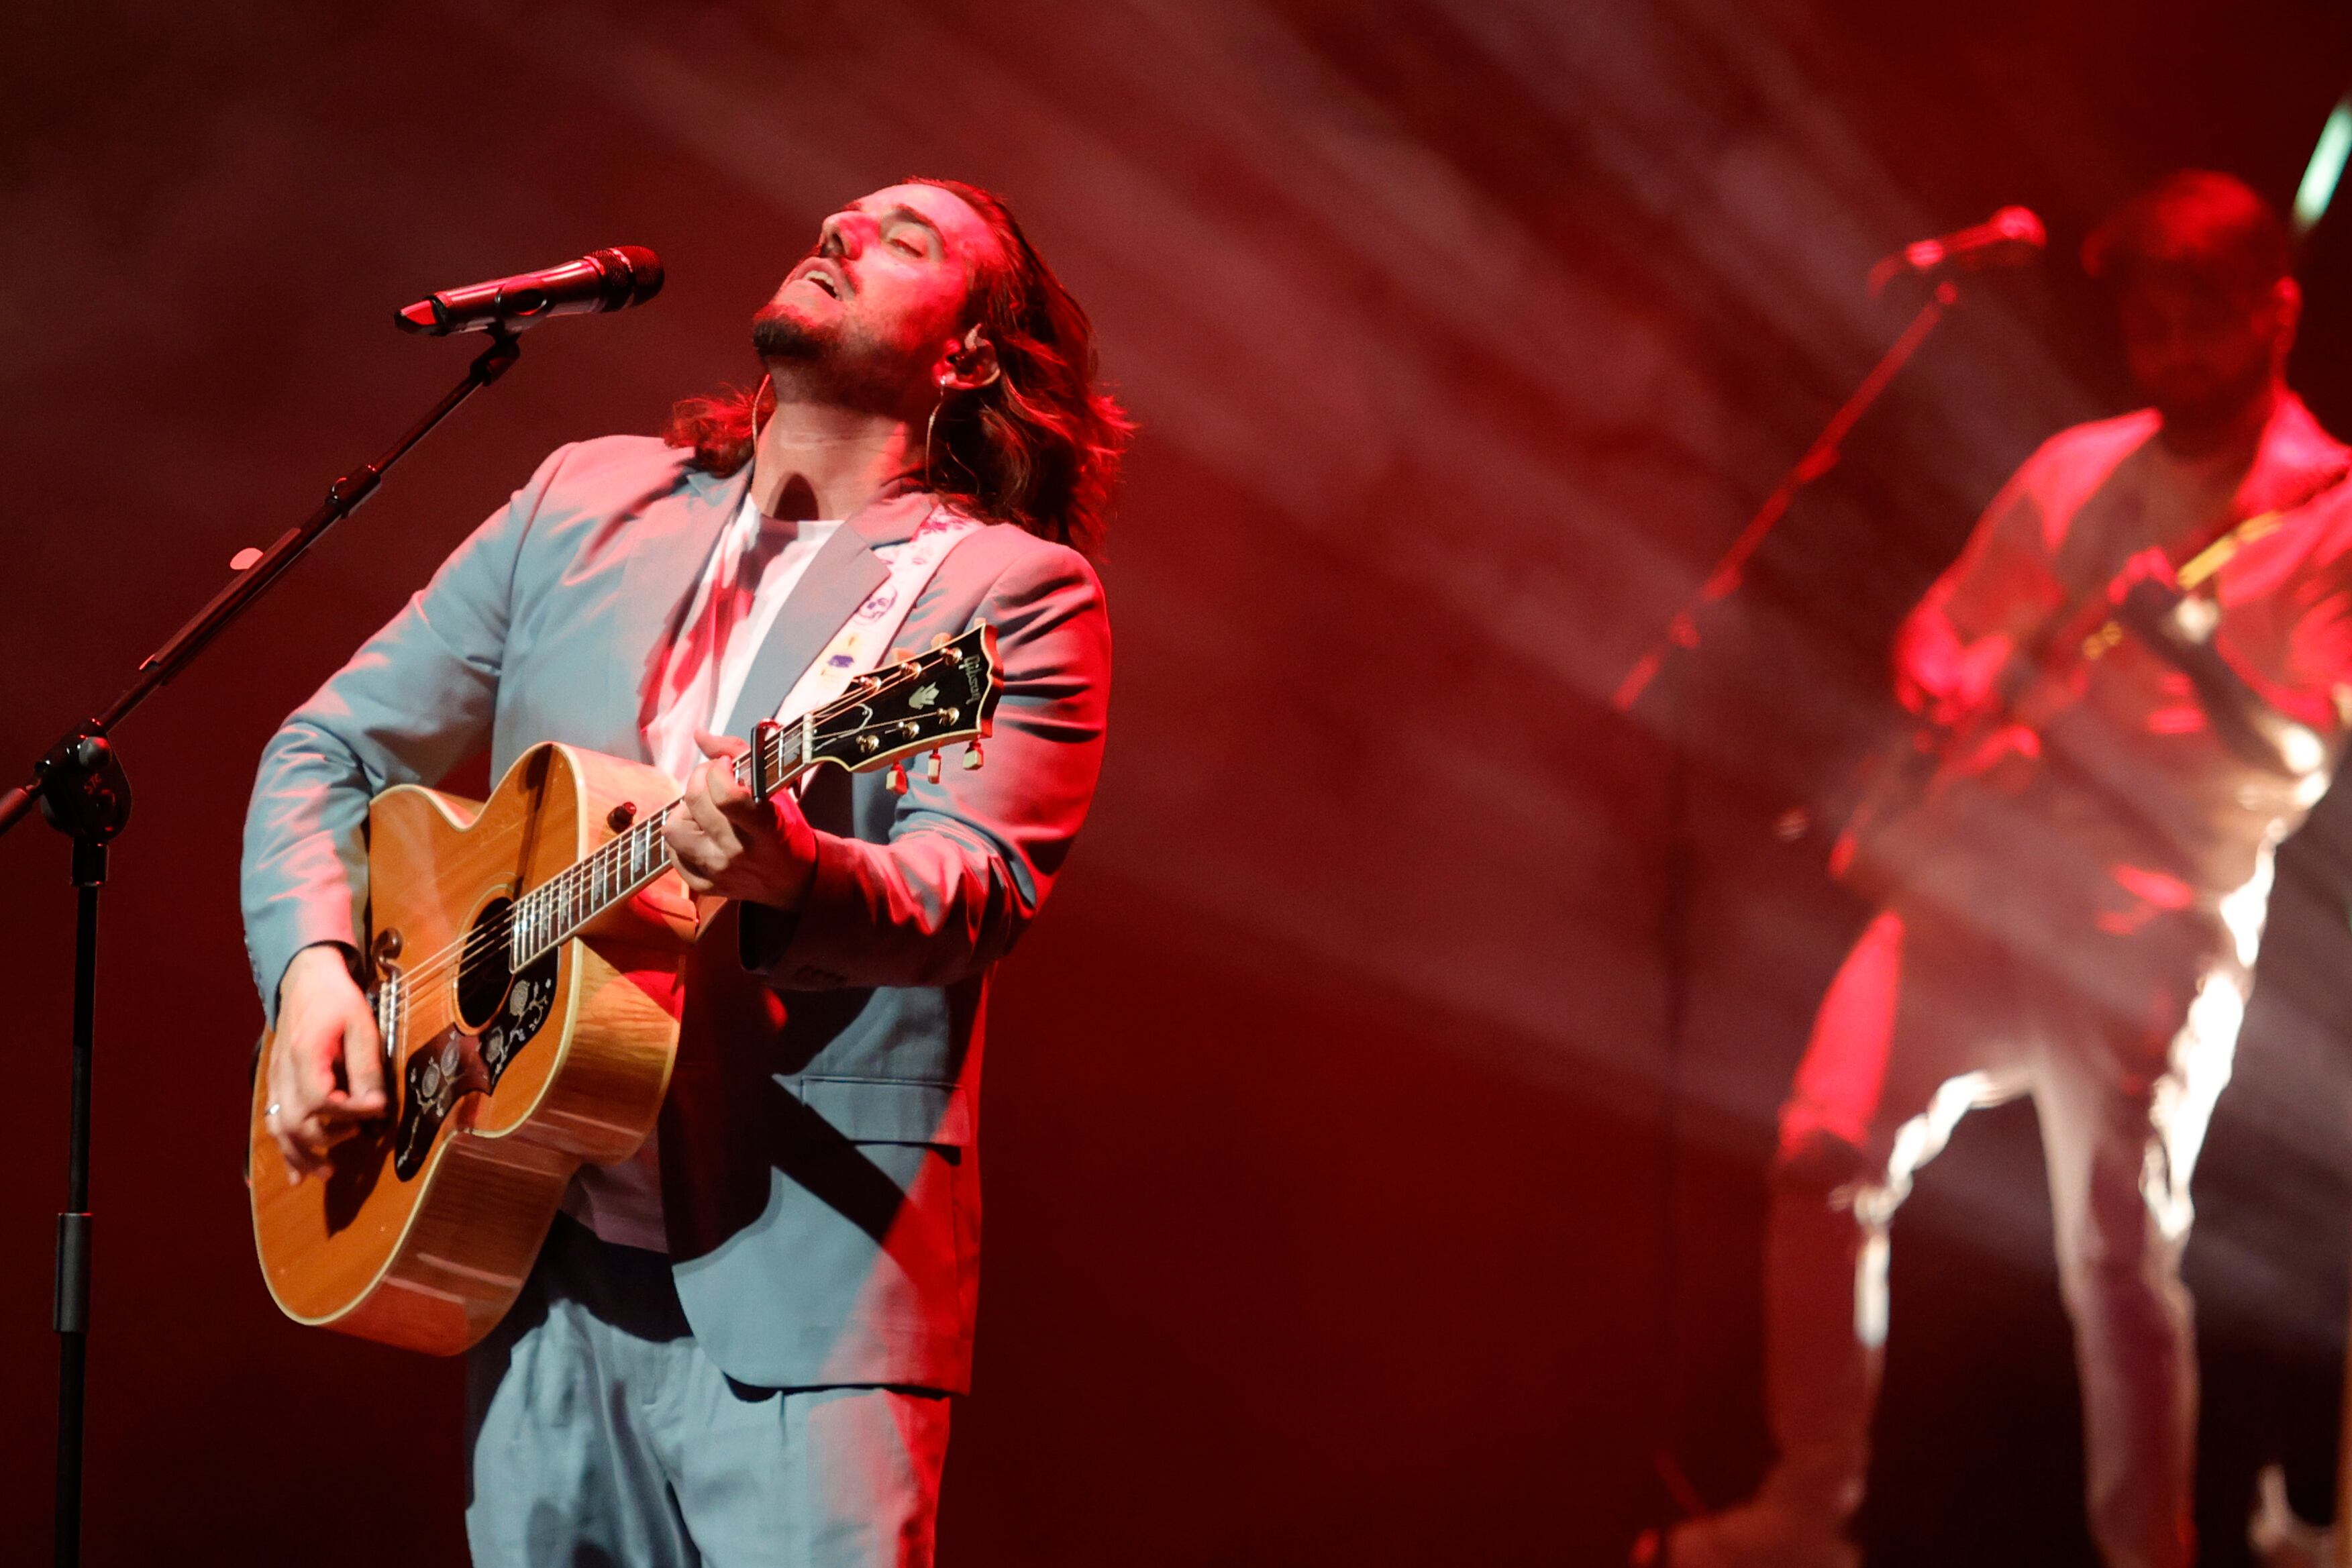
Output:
[249,741,696,1355]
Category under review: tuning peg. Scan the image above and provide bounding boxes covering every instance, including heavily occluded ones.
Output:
[931,632,951,649]
[962,741,984,771]
[885,761,910,795]
[925,749,943,784]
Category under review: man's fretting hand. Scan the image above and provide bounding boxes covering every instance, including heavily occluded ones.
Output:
[265,942,387,1182]
[664,729,821,910]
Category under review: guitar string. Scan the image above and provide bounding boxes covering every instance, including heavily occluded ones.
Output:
[376,646,982,1002]
[387,702,968,1012]
[376,739,780,1008]
[379,671,893,992]
[376,702,979,1022]
[381,741,778,1004]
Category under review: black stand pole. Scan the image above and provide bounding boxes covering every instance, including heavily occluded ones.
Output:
[1615,282,1961,1556]
[52,829,110,1568]
[9,330,523,1567]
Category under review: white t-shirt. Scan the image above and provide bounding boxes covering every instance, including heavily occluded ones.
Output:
[566,492,841,1252]
[642,495,843,786]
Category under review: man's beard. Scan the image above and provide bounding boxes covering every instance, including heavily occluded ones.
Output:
[2150,356,2272,439]
[750,303,905,413]
[751,300,826,362]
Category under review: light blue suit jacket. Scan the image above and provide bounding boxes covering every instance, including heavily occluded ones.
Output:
[241,435,1112,1391]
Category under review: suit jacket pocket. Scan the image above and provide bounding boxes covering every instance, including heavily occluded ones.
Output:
[783,1075,972,1154]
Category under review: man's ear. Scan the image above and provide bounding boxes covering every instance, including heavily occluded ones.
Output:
[937,324,1001,393]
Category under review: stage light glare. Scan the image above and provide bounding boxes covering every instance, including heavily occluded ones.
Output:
[2292,98,2352,235]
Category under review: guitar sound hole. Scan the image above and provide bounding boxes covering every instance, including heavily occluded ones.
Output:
[391,900,557,1183]
[456,896,515,1033]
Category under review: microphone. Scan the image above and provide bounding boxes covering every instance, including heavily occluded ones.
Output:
[1868,207,2045,295]
[395,246,664,335]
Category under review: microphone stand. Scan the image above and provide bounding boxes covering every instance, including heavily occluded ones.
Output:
[1614,279,1959,1545]
[1614,280,1959,714]
[0,328,523,1568]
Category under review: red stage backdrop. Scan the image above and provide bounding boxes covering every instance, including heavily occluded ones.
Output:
[3,3,2351,1563]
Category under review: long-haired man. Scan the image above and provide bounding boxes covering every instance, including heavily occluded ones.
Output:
[245,178,1129,1565]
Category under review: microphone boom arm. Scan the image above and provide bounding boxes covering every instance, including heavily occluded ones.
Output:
[0,328,523,840]
[1615,280,1961,713]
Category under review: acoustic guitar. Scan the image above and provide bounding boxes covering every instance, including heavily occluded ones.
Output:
[248,624,1003,1354]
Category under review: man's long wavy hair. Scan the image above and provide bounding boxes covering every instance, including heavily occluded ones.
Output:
[664,178,1132,559]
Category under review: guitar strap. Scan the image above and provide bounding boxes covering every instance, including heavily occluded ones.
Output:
[770,506,983,745]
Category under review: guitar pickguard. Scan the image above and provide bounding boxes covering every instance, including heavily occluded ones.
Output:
[392,949,558,1180]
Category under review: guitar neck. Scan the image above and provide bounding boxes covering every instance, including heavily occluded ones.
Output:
[493,621,1002,970]
[505,720,812,968]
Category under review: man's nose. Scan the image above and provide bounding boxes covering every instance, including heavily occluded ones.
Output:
[817,213,870,259]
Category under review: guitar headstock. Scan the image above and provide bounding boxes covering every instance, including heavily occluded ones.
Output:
[801,623,1002,784]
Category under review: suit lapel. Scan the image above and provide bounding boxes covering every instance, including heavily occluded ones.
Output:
[717,521,889,736]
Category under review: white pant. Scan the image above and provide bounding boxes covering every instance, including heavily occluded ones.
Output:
[1764,893,2247,1568]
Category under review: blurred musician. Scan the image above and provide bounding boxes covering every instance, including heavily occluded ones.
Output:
[1662,172,2352,1568]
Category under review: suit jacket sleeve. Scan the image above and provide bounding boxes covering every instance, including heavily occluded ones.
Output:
[744,541,1112,991]
[240,445,571,1025]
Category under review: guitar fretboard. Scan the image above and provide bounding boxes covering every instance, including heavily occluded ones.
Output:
[504,719,809,968]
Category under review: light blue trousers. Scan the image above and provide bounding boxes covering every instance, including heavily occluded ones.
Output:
[466,1215,951,1567]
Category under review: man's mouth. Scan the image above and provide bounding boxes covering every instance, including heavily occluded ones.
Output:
[797,260,846,299]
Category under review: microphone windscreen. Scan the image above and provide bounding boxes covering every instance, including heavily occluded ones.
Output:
[604,246,665,305]
[1992,207,2047,250]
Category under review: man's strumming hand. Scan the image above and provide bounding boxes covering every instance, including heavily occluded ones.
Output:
[265,942,387,1182]
[665,729,821,911]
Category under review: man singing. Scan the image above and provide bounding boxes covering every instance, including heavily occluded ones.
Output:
[1661,172,2352,1568]
[243,178,1129,1565]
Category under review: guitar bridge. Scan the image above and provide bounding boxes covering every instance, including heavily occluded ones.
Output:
[372,965,403,1079]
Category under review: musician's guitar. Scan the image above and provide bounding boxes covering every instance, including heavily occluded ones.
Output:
[248,625,1003,1355]
[1831,507,2288,895]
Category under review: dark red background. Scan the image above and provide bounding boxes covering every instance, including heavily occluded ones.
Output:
[5,3,2352,1563]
